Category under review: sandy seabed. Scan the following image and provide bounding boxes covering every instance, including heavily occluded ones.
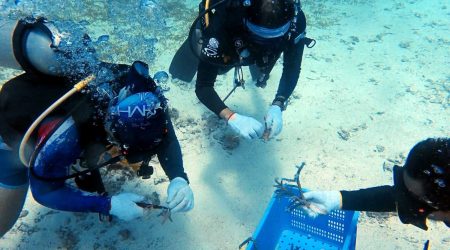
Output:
[0,0,449,249]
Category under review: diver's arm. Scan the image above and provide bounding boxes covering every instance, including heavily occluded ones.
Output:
[155,116,189,182]
[274,41,305,108]
[340,185,396,212]
[195,60,228,115]
[29,119,110,214]
[30,177,111,214]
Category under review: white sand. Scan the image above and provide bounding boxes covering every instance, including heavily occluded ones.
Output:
[1,0,449,249]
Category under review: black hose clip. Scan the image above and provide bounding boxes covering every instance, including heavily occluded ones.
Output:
[304,37,316,48]
[137,164,154,179]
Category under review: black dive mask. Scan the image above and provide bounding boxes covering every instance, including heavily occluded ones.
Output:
[393,166,445,230]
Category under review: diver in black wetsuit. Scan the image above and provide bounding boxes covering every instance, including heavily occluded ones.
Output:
[175,0,312,140]
[303,138,450,231]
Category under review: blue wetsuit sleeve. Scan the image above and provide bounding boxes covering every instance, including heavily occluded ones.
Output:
[30,177,111,214]
[275,41,305,102]
[155,115,189,183]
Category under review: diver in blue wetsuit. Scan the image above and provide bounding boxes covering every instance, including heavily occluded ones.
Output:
[1,62,194,222]
[0,17,194,237]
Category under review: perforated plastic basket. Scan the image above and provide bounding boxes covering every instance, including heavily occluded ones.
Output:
[244,187,359,250]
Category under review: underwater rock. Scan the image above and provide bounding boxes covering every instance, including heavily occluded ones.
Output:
[96,35,110,43]
[93,243,101,250]
[364,211,395,224]
[169,108,179,121]
[219,134,240,151]
[202,113,225,135]
[399,42,410,48]
[118,229,131,241]
[16,222,39,236]
[150,191,161,205]
[57,226,78,249]
[349,36,359,44]
[375,145,385,153]
[79,20,90,26]
[153,177,168,185]
[19,210,29,218]
[384,153,406,173]
[382,161,393,173]
[337,129,350,141]
[140,0,157,9]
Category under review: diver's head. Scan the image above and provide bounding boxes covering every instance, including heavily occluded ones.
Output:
[395,138,450,229]
[245,0,295,46]
[105,61,168,163]
[23,18,100,78]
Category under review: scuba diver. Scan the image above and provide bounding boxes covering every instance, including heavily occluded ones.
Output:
[0,17,193,237]
[170,0,314,140]
[302,138,450,230]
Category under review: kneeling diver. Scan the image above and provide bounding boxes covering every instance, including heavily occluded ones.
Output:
[0,17,194,237]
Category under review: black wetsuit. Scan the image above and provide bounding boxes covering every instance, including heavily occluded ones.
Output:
[195,1,307,115]
[341,184,450,229]
[341,186,396,212]
[0,65,188,213]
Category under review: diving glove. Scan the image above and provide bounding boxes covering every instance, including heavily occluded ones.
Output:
[166,177,194,213]
[110,193,145,221]
[265,105,283,138]
[302,191,342,218]
[228,113,264,139]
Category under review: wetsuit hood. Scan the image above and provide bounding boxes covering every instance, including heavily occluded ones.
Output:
[246,0,295,29]
[105,61,168,159]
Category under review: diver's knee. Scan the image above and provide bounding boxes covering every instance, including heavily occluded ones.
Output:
[0,186,28,237]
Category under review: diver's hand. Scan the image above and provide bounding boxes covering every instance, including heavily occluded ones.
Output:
[166,177,194,213]
[302,191,342,218]
[110,193,145,221]
[265,105,283,138]
[228,113,264,139]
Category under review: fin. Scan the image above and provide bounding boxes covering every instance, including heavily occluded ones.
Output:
[169,39,199,82]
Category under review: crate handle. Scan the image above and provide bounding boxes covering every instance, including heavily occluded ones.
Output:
[239,237,255,250]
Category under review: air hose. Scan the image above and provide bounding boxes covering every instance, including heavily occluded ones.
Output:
[19,74,95,166]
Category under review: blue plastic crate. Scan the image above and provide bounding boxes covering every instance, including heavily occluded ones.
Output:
[244,187,359,250]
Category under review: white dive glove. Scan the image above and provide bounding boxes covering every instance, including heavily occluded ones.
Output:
[227,113,264,139]
[265,105,283,138]
[166,177,194,213]
[302,191,342,218]
[110,193,145,221]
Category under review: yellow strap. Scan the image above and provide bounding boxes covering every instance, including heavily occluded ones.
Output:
[205,0,210,27]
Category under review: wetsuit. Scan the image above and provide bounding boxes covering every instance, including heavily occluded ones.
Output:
[0,65,188,214]
[341,186,396,212]
[195,1,307,115]
[340,165,450,229]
